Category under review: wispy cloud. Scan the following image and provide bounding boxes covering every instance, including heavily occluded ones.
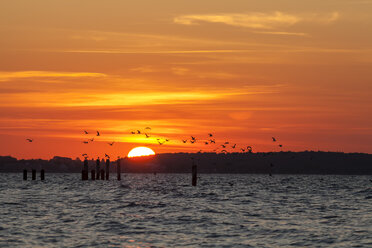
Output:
[174,11,340,31]
[0,71,107,82]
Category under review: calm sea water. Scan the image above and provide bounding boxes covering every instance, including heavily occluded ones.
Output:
[0,173,371,247]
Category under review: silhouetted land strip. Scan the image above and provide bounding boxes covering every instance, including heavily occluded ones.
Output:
[0,151,371,175]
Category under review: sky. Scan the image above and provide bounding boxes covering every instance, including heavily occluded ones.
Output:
[0,0,371,159]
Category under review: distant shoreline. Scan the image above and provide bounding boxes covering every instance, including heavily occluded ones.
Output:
[1,151,371,175]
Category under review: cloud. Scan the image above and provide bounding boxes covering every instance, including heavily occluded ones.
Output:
[174,11,340,30]
[0,71,107,82]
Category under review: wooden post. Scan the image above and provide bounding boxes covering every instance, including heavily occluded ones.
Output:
[23,169,27,180]
[91,170,95,180]
[40,169,45,180]
[32,169,36,180]
[105,159,110,180]
[117,158,121,181]
[95,158,100,180]
[82,158,88,180]
[192,162,197,186]
[100,169,105,180]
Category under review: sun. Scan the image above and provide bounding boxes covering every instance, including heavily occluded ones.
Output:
[128,147,155,158]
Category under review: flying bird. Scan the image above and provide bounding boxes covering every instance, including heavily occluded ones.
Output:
[145,127,151,130]
[165,139,169,142]
[108,142,115,146]
[136,130,141,134]
[89,138,94,142]
[84,130,88,134]
[241,148,246,152]
[145,133,151,138]
[208,133,213,137]
[26,139,33,142]
[130,131,136,134]
[158,140,165,145]
[105,153,110,159]
[221,149,227,153]
[83,141,89,144]
[232,144,236,149]
[182,139,187,143]
[279,144,283,148]
[272,137,276,142]
[82,153,87,156]
[221,144,226,148]
[224,142,229,144]
[209,139,216,144]
[96,131,100,136]
[204,142,209,145]
[190,140,196,144]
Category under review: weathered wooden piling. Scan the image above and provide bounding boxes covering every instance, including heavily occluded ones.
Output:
[91,170,95,180]
[105,159,110,180]
[82,158,89,180]
[40,169,45,180]
[23,169,27,180]
[32,169,36,180]
[192,162,197,186]
[95,158,100,180]
[117,158,121,181]
[100,169,105,180]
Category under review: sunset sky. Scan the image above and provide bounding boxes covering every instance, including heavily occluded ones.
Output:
[1,0,371,159]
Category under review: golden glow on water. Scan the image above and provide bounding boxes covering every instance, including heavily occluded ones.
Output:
[128,147,155,158]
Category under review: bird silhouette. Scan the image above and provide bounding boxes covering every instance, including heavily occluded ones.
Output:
[224,142,229,144]
[158,140,165,145]
[182,139,187,143]
[83,141,89,144]
[130,131,136,134]
[108,142,115,146]
[82,153,87,156]
[84,130,88,134]
[26,139,33,142]
[204,141,209,145]
[145,133,151,138]
[241,148,246,152]
[209,139,216,144]
[145,127,151,130]
[232,144,236,149]
[221,144,226,148]
[190,140,196,144]
[89,138,94,142]
[191,136,196,141]
[105,153,110,159]
[165,139,169,142]
[221,149,227,153]
[272,137,276,142]
[208,133,213,137]
[279,144,283,147]
[96,131,100,136]
[136,130,141,134]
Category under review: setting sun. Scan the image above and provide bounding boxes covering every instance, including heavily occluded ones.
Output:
[128,147,155,158]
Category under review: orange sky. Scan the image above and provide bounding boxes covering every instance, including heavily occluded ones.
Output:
[1,0,371,159]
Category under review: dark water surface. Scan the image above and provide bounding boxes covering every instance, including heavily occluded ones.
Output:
[0,174,371,247]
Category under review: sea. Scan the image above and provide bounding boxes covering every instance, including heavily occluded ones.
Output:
[0,173,371,247]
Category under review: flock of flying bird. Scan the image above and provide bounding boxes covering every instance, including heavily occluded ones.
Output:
[26,126,284,158]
